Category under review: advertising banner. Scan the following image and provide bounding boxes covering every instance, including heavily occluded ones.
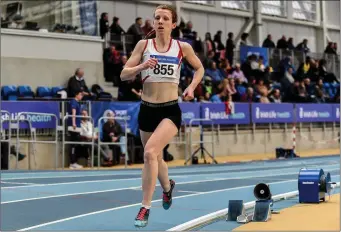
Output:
[295,104,334,122]
[200,103,250,125]
[179,102,201,125]
[240,46,269,66]
[251,103,294,123]
[1,101,60,129]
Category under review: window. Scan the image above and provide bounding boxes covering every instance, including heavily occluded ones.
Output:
[1,0,98,36]
[292,0,317,21]
[185,0,215,5]
[261,1,286,17]
[221,1,251,11]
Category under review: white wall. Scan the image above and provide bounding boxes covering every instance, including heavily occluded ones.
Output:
[1,29,104,89]
[326,1,340,28]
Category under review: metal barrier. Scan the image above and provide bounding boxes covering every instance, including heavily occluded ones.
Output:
[1,110,11,169]
[97,116,128,168]
[62,115,95,170]
[185,118,216,165]
[16,112,59,170]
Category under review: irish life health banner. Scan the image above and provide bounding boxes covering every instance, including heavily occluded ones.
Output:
[240,46,269,66]
[1,101,60,129]
[251,103,294,123]
[91,102,140,136]
[295,104,334,122]
[200,103,250,125]
[179,102,201,125]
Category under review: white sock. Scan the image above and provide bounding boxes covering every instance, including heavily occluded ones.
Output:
[142,204,151,209]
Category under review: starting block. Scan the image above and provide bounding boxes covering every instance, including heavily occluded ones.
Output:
[226,200,245,221]
[252,200,272,222]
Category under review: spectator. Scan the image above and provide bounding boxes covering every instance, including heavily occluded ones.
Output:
[225,32,235,66]
[209,88,226,103]
[319,59,339,83]
[203,50,215,69]
[141,19,153,36]
[231,63,247,83]
[213,31,225,61]
[277,35,287,49]
[103,45,121,83]
[259,87,270,103]
[333,43,338,54]
[127,17,144,47]
[67,68,94,100]
[204,32,215,53]
[99,12,109,39]
[182,21,194,40]
[67,90,84,169]
[118,75,143,101]
[314,87,326,103]
[102,110,131,165]
[219,58,232,78]
[325,42,337,55]
[262,34,275,48]
[172,21,185,38]
[287,38,295,50]
[192,31,203,54]
[205,61,225,83]
[258,56,265,71]
[240,33,249,46]
[296,39,310,53]
[110,17,125,35]
[269,89,282,103]
[241,87,256,102]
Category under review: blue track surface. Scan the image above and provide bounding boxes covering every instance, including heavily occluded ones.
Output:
[1,155,339,231]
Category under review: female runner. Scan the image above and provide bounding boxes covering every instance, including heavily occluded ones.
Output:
[120,4,204,228]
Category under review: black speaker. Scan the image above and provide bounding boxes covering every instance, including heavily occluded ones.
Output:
[254,183,272,201]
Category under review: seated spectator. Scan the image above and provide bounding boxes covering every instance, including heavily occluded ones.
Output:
[219,58,232,78]
[262,34,275,48]
[67,68,95,100]
[319,59,339,83]
[231,63,247,84]
[209,88,226,103]
[269,89,282,103]
[259,87,270,103]
[203,51,215,69]
[314,87,326,103]
[241,87,256,102]
[258,56,265,71]
[205,61,224,83]
[296,56,311,81]
[102,110,131,165]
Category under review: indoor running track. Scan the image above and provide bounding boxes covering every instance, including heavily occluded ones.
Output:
[1,155,339,231]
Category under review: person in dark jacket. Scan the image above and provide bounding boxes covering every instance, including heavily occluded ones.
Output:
[99,12,109,39]
[225,32,235,66]
[110,17,125,35]
[277,35,288,49]
[262,34,275,48]
[67,68,95,100]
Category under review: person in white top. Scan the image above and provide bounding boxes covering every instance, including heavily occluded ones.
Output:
[120,4,204,228]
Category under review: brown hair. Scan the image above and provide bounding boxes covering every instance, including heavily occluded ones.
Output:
[144,4,177,39]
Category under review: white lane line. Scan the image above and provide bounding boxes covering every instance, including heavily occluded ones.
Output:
[1,181,37,185]
[2,163,339,190]
[4,167,339,204]
[2,158,338,180]
[17,179,295,231]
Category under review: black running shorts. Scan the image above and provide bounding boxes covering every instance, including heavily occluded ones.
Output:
[138,100,182,132]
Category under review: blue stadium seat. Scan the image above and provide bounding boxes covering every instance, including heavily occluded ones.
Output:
[36,86,52,99]
[18,85,34,99]
[51,86,64,97]
[2,85,18,101]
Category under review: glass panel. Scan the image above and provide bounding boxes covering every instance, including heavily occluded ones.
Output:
[1,0,99,36]
[185,0,215,5]
[292,0,316,21]
[221,1,251,11]
[261,1,286,17]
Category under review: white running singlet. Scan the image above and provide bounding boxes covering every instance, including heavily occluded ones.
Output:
[140,38,183,84]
